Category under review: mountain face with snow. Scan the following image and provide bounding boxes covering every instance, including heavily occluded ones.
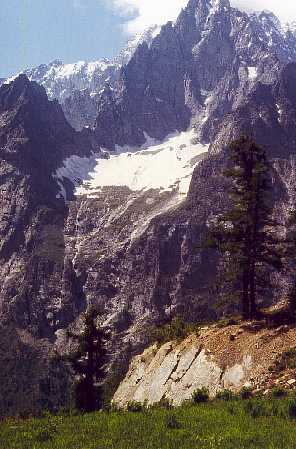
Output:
[93,0,296,150]
[4,26,160,131]
[23,59,119,131]
[1,0,296,416]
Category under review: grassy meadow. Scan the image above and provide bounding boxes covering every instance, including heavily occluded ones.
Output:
[1,396,296,449]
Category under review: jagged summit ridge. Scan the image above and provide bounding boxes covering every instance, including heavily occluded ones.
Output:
[3,26,161,131]
[91,0,296,152]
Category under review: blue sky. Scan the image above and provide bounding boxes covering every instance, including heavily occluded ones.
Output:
[0,0,130,78]
[1,0,294,79]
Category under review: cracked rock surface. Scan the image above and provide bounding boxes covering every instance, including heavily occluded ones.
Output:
[113,324,296,406]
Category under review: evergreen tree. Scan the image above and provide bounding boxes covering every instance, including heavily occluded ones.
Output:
[69,309,108,412]
[208,136,283,320]
[284,209,296,318]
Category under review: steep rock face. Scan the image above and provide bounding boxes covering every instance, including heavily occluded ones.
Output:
[0,75,96,337]
[0,75,102,415]
[211,63,296,157]
[0,322,71,417]
[75,64,296,347]
[62,89,99,131]
[94,0,296,149]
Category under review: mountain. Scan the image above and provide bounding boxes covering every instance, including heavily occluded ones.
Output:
[0,74,96,329]
[1,0,296,416]
[4,26,160,131]
[0,75,99,416]
[93,0,296,149]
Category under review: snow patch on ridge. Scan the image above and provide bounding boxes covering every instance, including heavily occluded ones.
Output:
[75,129,208,198]
[248,66,257,80]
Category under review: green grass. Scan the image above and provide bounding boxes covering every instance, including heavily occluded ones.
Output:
[1,398,296,449]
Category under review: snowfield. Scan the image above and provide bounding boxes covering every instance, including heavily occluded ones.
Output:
[75,129,208,197]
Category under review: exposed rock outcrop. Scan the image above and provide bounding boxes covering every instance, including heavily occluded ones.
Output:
[113,323,296,407]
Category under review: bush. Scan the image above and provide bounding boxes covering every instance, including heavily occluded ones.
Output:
[149,317,199,345]
[216,389,234,401]
[271,348,296,373]
[239,386,253,400]
[271,388,288,399]
[127,401,144,412]
[165,414,181,429]
[288,399,296,419]
[216,318,238,328]
[192,388,209,404]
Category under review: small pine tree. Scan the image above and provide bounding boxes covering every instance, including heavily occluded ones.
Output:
[283,209,296,318]
[68,309,108,412]
[208,136,283,320]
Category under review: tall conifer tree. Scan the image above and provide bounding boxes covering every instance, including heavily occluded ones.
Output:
[208,136,283,319]
[284,210,296,318]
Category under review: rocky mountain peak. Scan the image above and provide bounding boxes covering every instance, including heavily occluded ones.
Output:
[186,0,230,19]
[0,75,95,179]
[2,26,164,132]
[114,25,161,66]
[92,0,296,151]
[0,74,47,112]
[256,10,282,29]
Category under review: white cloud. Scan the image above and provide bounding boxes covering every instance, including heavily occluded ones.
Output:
[106,0,188,34]
[106,0,295,34]
[232,0,295,24]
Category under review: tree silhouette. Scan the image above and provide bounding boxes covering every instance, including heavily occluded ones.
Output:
[69,309,108,412]
[207,136,283,319]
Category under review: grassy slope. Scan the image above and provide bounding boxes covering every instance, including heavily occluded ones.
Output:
[1,399,296,449]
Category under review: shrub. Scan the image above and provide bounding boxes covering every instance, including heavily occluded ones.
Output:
[149,317,199,345]
[105,402,120,413]
[216,389,234,401]
[271,388,288,399]
[127,401,144,412]
[192,388,209,404]
[165,414,181,429]
[271,348,296,373]
[288,399,296,419]
[239,386,253,400]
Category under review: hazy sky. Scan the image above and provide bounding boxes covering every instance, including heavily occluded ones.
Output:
[0,0,127,78]
[112,0,295,33]
[1,0,295,79]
